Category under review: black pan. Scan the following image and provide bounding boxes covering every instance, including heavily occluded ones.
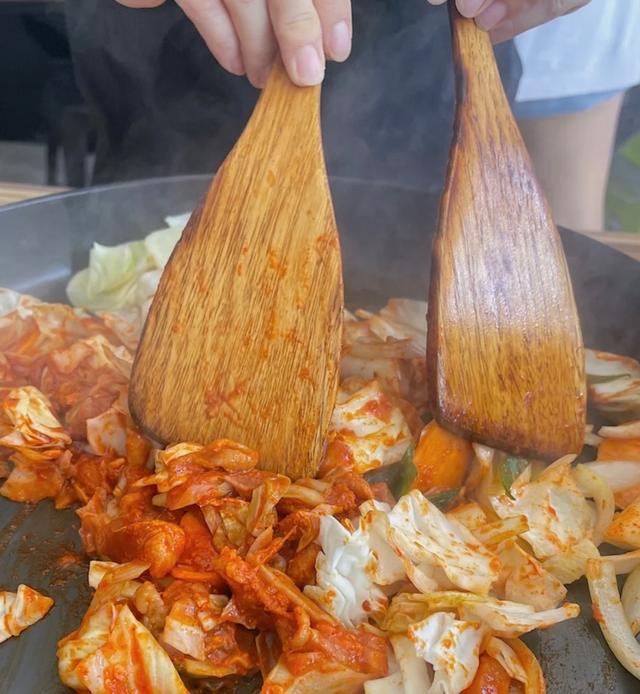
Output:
[0,175,639,692]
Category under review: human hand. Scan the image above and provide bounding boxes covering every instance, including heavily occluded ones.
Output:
[429,0,591,43]
[114,0,352,88]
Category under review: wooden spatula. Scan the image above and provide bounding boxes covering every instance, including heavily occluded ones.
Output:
[427,7,586,461]
[129,59,343,480]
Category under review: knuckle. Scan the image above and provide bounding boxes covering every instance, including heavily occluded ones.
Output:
[281,10,318,32]
[269,1,320,38]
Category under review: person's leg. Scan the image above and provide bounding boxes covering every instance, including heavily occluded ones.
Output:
[517,92,625,231]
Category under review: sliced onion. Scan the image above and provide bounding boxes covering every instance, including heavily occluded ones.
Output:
[598,550,640,575]
[586,558,640,678]
[580,461,640,493]
[572,464,615,546]
[585,350,640,380]
[364,671,404,693]
[484,636,528,685]
[599,420,640,439]
[589,378,640,421]
[621,564,640,636]
[504,638,546,694]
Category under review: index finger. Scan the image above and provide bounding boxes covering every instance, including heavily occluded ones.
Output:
[268,0,325,86]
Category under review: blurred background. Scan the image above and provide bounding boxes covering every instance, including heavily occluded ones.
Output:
[1,0,639,257]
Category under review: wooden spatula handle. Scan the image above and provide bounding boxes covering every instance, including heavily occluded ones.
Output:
[248,57,322,150]
[448,5,515,145]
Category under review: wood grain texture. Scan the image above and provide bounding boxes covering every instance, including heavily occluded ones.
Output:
[129,60,343,479]
[427,8,586,461]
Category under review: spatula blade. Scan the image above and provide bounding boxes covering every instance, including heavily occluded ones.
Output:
[129,63,343,479]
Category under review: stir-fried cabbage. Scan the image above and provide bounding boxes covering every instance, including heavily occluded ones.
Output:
[0,385,70,457]
[5,280,640,693]
[389,634,432,691]
[409,611,485,693]
[305,515,386,627]
[329,380,412,472]
[491,457,594,564]
[0,585,53,643]
[59,603,189,693]
[264,660,373,693]
[497,539,567,609]
[384,491,501,595]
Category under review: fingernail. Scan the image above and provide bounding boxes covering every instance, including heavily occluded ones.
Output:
[293,44,324,86]
[457,0,486,17]
[329,21,351,62]
[476,0,507,30]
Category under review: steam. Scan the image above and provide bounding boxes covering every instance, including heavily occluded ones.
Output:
[322,1,520,194]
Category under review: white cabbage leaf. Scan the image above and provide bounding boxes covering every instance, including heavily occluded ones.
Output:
[408,611,484,694]
[364,671,404,693]
[304,515,387,627]
[0,584,53,643]
[264,659,372,693]
[541,537,601,584]
[66,222,185,313]
[490,458,593,561]
[59,604,188,693]
[0,385,70,457]
[329,380,412,473]
[497,539,567,609]
[86,407,128,456]
[359,502,407,586]
[385,491,501,595]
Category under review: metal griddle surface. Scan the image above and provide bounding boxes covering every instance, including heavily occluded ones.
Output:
[1,175,639,692]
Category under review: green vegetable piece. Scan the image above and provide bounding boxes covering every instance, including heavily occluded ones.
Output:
[390,443,417,499]
[421,411,433,425]
[499,456,528,500]
[426,488,459,511]
[362,444,418,501]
